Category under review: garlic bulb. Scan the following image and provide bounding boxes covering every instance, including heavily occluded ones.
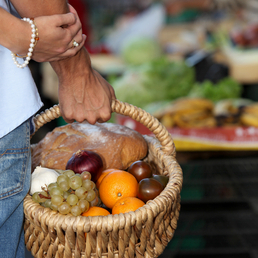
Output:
[30,166,60,195]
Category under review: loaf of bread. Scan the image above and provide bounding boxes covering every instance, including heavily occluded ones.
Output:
[32,122,148,171]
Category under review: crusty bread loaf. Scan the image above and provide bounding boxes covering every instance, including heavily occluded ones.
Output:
[32,122,148,172]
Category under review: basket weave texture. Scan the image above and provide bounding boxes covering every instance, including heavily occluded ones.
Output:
[24,100,183,258]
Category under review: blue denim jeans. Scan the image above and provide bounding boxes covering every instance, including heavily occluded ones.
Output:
[0,119,31,258]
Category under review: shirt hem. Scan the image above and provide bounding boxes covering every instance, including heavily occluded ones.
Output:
[0,102,43,139]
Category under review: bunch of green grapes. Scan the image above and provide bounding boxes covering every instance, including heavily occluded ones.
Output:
[32,170,101,216]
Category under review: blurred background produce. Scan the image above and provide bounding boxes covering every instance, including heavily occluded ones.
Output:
[27,1,258,258]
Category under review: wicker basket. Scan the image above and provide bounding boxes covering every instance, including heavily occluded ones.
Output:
[24,99,183,258]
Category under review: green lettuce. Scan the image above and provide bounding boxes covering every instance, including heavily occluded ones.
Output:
[112,57,195,108]
[121,37,162,66]
[188,77,242,102]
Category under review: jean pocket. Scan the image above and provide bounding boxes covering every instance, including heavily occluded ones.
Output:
[0,148,30,199]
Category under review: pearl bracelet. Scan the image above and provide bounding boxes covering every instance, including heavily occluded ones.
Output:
[11,18,39,69]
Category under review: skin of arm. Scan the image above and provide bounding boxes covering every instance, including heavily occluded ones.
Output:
[0,7,29,53]
[0,6,86,62]
[10,0,116,124]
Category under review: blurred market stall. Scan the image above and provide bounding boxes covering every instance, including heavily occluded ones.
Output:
[38,0,258,152]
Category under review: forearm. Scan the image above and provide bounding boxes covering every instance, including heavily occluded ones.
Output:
[9,0,115,126]
[50,47,92,83]
[10,0,91,78]
[10,0,69,17]
[0,7,30,53]
[8,0,69,54]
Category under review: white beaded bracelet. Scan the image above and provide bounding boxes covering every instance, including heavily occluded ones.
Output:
[11,17,39,69]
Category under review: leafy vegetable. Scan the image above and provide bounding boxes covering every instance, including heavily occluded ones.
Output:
[143,57,195,101]
[121,37,162,66]
[112,57,195,108]
[188,77,242,102]
[111,68,154,108]
[111,56,242,110]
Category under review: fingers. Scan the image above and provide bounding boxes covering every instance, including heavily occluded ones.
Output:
[54,12,77,27]
[44,34,86,62]
[97,113,112,123]
[61,105,112,125]
[109,84,117,100]
[66,4,81,32]
[69,30,85,49]
[52,5,82,38]
[63,117,75,124]
[64,8,83,49]
[55,5,80,27]
[82,112,112,125]
[61,34,86,58]
[59,104,75,124]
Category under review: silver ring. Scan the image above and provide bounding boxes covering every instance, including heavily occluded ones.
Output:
[73,40,79,48]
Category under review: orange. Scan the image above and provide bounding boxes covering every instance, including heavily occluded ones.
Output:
[99,170,138,209]
[81,206,110,217]
[96,168,122,189]
[112,197,145,215]
[81,206,110,238]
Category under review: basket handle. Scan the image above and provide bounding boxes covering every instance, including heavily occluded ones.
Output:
[33,99,176,156]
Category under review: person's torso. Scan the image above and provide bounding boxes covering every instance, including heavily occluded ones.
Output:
[0,0,43,138]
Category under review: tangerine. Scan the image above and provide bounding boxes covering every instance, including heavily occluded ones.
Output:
[96,168,122,189]
[99,170,138,209]
[81,206,110,217]
[81,206,110,238]
[112,197,145,215]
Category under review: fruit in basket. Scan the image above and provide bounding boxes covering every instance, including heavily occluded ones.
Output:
[112,196,145,215]
[80,171,92,181]
[99,171,138,209]
[58,203,71,215]
[82,206,110,217]
[78,199,90,213]
[32,191,50,204]
[152,174,169,189]
[67,194,79,206]
[31,169,101,216]
[66,150,103,183]
[137,178,164,203]
[82,206,110,237]
[127,160,152,182]
[69,175,83,190]
[96,168,120,189]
